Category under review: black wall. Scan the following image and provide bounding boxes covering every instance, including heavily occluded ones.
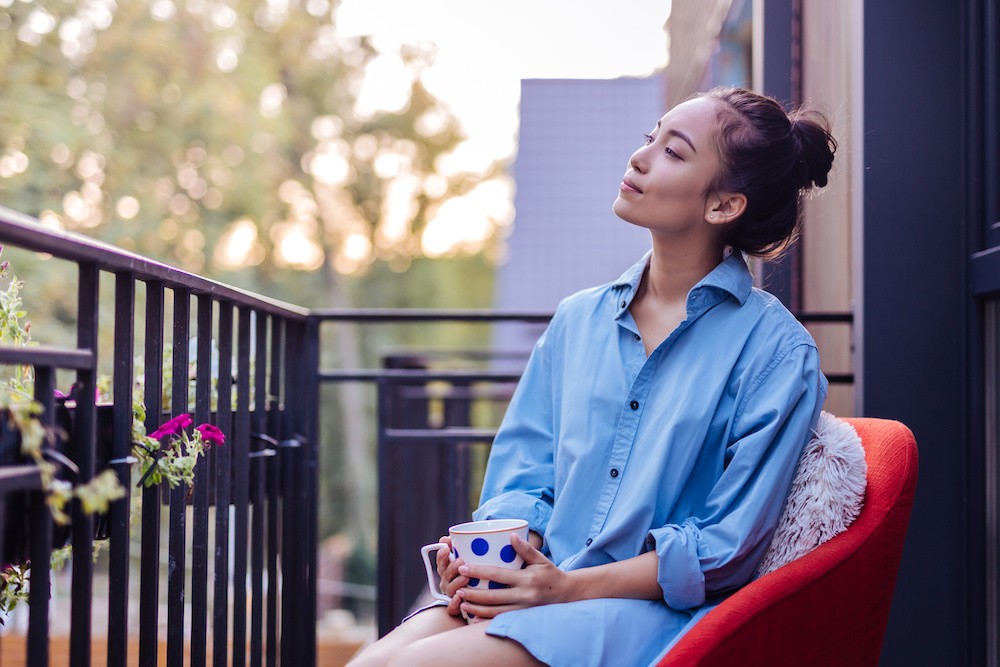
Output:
[862,1,974,663]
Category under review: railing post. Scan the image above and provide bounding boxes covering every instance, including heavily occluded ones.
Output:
[279,320,298,662]
[213,301,235,667]
[139,280,165,667]
[233,307,252,667]
[107,271,135,667]
[27,365,55,666]
[191,295,214,667]
[71,262,100,666]
[304,316,321,665]
[266,318,284,667]
[167,287,191,666]
[251,312,268,667]
[376,375,392,637]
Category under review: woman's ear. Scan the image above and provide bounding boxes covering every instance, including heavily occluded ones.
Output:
[704,192,748,225]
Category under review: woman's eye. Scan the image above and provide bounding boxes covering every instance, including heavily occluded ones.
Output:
[665,146,682,159]
[642,133,654,145]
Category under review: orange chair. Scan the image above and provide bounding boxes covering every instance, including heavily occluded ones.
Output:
[659,418,918,666]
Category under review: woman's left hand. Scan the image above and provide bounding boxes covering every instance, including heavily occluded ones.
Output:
[455,533,572,620]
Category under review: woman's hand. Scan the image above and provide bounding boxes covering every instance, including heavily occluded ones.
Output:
[454,533,571,620]
[434,536,470,617]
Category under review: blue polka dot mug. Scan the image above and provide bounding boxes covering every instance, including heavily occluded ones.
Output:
[420,518,530,623]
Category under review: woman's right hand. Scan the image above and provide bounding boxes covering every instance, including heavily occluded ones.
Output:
[435,536,469,617]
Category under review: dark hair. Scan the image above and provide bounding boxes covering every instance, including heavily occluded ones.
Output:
[696,87,837,257]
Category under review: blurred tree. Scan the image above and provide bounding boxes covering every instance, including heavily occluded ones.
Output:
[0,0,508,588]
[1,0,503,288]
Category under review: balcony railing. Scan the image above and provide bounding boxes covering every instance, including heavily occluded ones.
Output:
[0,206,317,666]
[0,204,855,660]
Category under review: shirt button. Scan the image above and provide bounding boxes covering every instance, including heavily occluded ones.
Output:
[630,400,639,410]
[610,468,619,478]
[586,538,593,546]
[620,300,626,308]
[633,333,640,341]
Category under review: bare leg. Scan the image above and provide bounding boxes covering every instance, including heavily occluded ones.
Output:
[347,607,465,667]
[386,619,545,667]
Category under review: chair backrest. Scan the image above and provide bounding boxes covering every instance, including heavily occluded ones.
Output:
[659,418,918,666]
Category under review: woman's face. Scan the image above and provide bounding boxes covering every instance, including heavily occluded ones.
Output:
[612,96,724,236]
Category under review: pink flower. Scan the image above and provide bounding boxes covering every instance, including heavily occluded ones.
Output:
[149,413,194,440]
[195,423,225,447]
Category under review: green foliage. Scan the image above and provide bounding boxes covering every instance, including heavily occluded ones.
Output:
[1,545,96,623]
[0,563,30,620]
[132,412,220,489]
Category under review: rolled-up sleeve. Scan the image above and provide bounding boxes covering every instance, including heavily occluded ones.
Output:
[473,324,557,538]
[644,342,827,610]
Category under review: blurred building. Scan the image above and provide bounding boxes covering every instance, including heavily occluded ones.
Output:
[494,76,663,350]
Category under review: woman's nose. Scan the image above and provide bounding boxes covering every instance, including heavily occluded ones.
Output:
[629,149,647,173]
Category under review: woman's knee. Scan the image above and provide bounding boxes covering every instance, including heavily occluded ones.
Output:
[345,643,385,667]
[385,623,543,667]
[347,607,464,666]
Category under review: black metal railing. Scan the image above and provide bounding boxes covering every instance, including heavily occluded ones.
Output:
[0,206,317,666]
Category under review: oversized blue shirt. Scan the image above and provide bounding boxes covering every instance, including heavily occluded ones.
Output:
[473,251,827,666]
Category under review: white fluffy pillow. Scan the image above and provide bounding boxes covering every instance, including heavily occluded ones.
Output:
[754,411,867,578]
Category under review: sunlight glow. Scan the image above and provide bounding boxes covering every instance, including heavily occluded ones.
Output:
[308,140,353,186]
[115,195,140,220]
[259,83,287,118]
[354,53,412,119]
[421,177,513,257]
[215,218,265,270]
[274,223,325,272]
[377,174,420,249]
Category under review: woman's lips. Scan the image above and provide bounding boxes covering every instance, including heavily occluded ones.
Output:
[620,176,641,193]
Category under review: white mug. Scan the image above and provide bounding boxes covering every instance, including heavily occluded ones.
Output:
[420,519,529,622]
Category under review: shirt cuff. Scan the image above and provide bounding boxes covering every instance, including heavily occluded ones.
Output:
[645,524,706,610]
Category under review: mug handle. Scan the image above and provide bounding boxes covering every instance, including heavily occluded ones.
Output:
[420,543,452,603]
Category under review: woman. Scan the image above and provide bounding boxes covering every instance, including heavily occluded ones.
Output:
[350,86,837,667]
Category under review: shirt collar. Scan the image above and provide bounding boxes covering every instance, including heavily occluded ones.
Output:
[611,249,753,318]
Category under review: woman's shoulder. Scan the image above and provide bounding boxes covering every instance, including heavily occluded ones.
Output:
[740,286,819,351]
[536,281,623,351]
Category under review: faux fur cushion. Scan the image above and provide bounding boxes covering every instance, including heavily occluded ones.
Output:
[754,411,867,578]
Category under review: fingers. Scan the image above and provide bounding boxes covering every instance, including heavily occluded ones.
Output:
[457,562,515,586]
[511,533,547,564]
[447,591,464,617]
[435,537,452,576]
[443,568,469,598]
[456,583,517,608]
[455,590,520,620]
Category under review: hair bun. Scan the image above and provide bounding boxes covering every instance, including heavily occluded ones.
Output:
[790,112,837,189]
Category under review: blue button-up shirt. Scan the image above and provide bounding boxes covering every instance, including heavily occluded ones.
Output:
[474,251,827,665]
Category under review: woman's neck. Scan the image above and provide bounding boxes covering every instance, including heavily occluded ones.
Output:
[643,234,724,306]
